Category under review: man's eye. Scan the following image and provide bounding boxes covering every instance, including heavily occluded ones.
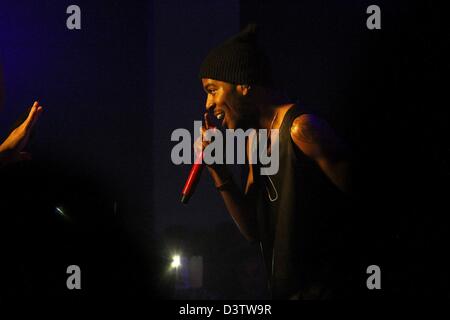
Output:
[209,89,217,94]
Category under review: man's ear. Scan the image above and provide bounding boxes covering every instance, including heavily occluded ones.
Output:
[237,84,251,96]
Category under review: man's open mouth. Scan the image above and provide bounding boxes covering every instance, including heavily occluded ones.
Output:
[215,111,225,120]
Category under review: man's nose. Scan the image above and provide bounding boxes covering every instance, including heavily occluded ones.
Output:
[205,97,215,112]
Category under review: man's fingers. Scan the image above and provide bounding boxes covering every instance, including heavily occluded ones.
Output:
[204,112,211,130]
[23,101,39,129]
[193,137,202,154]
[30,105,43,127]
[24,101,43,130]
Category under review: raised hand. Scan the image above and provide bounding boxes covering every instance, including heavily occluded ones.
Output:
[0,101,43,165]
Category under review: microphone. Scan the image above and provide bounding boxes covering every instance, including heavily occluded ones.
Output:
[181,114,216,204]
[180,151,204,204]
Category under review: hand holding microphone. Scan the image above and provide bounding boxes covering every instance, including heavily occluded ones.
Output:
[181,112,217,204]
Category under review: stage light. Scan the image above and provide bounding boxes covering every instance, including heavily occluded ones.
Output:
[55,206,66,217]
[171,255,181,268]
[55,206,72,221]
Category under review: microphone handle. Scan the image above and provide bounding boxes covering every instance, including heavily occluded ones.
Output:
[181,152,204,204]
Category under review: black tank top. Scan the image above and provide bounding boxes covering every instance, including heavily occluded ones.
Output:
[252,104,348,299]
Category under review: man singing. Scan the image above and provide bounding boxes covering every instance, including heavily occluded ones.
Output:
[196,25,353,299]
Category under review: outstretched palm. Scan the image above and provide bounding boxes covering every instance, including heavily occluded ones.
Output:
[0,101,43,164]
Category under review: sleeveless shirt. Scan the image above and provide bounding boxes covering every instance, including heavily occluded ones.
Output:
[252,104,348,299]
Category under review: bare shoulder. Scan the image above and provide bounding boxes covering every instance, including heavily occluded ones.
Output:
[290,114,332,143]
[290,114,350,191]
[290,114,338,158]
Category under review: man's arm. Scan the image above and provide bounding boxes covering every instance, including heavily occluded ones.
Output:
[196,113,258,242]
[0,101,43,166]
[207,165,259,242]
[290,114,351,193]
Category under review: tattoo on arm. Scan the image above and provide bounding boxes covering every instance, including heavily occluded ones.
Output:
[291,114,347,159]
[292,115,327,144]
[297,120,317,143]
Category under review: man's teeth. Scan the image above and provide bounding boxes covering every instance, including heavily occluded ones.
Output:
[216,112,225,120]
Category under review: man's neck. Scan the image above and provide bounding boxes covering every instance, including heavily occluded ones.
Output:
[257,103,294,130]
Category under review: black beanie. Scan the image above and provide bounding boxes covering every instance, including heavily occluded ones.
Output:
[199,24,272,86]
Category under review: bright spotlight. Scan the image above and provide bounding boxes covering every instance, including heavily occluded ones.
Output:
[55,206,68,219]
[171,255,181,268]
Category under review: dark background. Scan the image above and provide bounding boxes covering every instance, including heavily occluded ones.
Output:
[0,0,449,300]
[0,0,157,299]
